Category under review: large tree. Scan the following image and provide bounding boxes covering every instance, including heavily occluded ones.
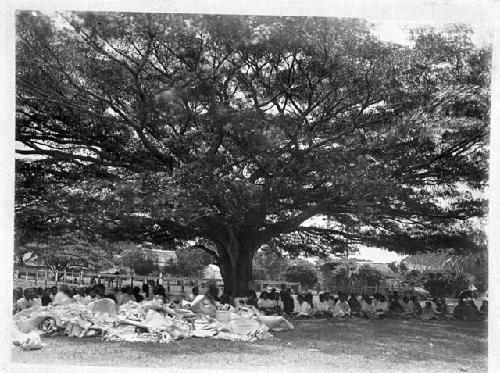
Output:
[16,13,489,296]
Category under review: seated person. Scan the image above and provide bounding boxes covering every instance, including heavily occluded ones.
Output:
[95,284,106,297]
[410,295,422,315]
[89,286,102,302]
[189,287,199,302]
[304,292,314,309]
[400,296,415,317]
[246,290,259,308]
[360,295,374,318]
[431,297,441,313]
[219,291,235,312]
[479,300,488,320]
[52,285,74,306]
[152,285,168,303]
[454,299,480,321]
[373,295,389,318]
[258,291,277,315]
[133,286,144,303]
[118,286,135,305]
[191,291,217,318]
[169,295,186,309]
[421,301,439,320]
[281,289,295,315]
[332,294,351,317]
[274,292,284,315]
[13,287,23,304]
[28,288,42,307]
[389,295,405,316]
[73,287,92,305]
[206,284,220,303]
[295,294,313,318]
[115,287,125,305]
[439,298,448,312]
[41,288,52,306]
[49,286,58,302]
[141,284,151,300]
[371,293,380,311]
[97,284,116,302]
[436,297,452,319]
[36,287,44,299]
[15,288,36,313]
[324,292,337,315]
[269,288,278,302]
[348,294,362,316]
[314,293,332,317]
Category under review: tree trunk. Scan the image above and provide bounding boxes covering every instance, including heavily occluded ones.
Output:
[214,230,258,298]
[219,250,253,298]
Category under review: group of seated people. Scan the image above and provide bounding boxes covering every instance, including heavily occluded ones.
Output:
[13,284,488,323]
[13,285,105,313]
[253,288,295,315]
[13,282,258,320]
[280,290,487,321]
[453,297,487,321]
[12,283,171,314]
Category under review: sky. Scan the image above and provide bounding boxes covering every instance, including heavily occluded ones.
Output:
[351,246,405,264]
[370,18,493,47]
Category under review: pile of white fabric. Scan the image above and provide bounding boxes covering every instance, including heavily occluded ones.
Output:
[12,297,293,349]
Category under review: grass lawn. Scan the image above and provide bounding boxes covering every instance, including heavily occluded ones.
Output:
[10,318,487,372]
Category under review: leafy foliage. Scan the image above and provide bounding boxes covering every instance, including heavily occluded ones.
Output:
[322,263,351,291]
[120,248,158,276]
[15,13,489,294]
[402,250,487,291]
[422,272,470,297]
[252,246,289,280]
[15,233,114,272]
[352,264,384,286]
[284,265,318,289]
[320,260,384,291]
[163,245,214,277]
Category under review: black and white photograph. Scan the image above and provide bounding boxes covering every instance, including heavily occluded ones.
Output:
[2,1,498,372]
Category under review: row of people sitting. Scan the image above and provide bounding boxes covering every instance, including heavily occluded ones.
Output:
[13,283,164,313]
[292,292,487,321]
[14,284,487,322]
[13,285,106,313]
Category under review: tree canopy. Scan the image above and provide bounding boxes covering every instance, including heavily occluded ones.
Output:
[163,245,213,277]
[15,12,489,295]
[284,265,318,289]
[15,233,114,272]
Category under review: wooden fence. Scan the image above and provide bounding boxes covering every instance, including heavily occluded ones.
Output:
[12,269,301,296]
[12,269,225,296]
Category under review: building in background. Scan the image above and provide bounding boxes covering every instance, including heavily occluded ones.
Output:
[151,249,177,270]
[203,264,222,280]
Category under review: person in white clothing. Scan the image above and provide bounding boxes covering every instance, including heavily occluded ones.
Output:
[314,293,332,317]
[52,285,73,306]
[332,294,351,317]
[73,287,92,305]
[296,294,313,318]
[258,291,277,315]
[15,288,36,313]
